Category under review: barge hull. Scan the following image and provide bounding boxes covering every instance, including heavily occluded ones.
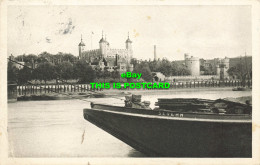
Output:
[84,108,251,157]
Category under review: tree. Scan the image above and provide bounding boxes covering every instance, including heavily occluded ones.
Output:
[228,64,250,87]
[111,66,120,82]
[73,60,96,83]
[227,57,252,87]
[103,66,110,82]
[23,54,38,63]
[157,59,172,76]
[56,61,73,82]
[17,67,33,85]
[133,63,153,82]
[33,62,55,84]
[169,62,179,76]
[130,58,138,68]
[52,52,78,65]
[61,53,78,63]
[37,52,52,63]
[176,64,190,76]
[94,67,103,80]
[148,60,159,72]
[8,61,18,83]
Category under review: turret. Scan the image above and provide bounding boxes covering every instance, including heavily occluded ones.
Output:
[99,31,107,57]
[125,32,132,50]
[105,35,110,48]
[78,35,85,59]
[184,53,190,60]
[125,32,133,60]
[222,57,230,68]
[222,57,230,78]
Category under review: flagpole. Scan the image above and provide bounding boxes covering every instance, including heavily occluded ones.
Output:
[91,32,93,49]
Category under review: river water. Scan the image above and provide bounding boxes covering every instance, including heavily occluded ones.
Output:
[8,88,251,157]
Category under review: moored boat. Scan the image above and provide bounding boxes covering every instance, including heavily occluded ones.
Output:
[232,87,251,91]
[83,95,252,157]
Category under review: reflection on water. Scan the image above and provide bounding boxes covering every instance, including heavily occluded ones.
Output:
[8,88,251,157]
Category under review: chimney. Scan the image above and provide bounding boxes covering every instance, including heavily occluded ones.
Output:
[154,45,157,61]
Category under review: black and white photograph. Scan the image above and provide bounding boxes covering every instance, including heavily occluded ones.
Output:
[0,1,260,165]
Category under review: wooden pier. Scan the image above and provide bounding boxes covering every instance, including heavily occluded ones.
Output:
[15,80,252,96]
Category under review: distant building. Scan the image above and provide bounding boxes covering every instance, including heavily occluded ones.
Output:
[152,72,165,82]
[9,54,25,70]
[78,32,133,73]
[201,57,230,79]
[184,54,200,76]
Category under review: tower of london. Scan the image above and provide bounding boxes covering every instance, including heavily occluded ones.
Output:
[78,32,133,73]
[184,54,200,76]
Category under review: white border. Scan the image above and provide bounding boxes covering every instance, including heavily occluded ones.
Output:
[1,0,260,165]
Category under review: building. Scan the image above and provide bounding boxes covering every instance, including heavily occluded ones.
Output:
[201,57,230,79]
[9,54,25,70]
[152,72,165,82]
[215,57,230,79]
[184,54,200,76]
[78,32,133,73]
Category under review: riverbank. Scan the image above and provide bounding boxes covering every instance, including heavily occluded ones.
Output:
[101,87,239,95]
[16,87,251,101]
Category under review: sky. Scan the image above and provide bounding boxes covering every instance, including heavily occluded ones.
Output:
[8,5,251,60]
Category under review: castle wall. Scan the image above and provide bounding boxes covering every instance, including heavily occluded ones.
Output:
[82,48,131,59]
[79,36,133,72]
[106,49,129,58]
[82,49,101,57]
[81,49,101,63]
[80,47,132,72]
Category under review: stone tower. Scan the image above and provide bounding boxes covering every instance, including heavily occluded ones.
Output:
[125,32,132,49]
[99,31,107,58]
[125,32,133,59]
[78,35,85,59]
[222,57,230,78]
[184,54,200,76]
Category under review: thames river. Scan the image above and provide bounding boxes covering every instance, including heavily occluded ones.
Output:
[8,88,251,157]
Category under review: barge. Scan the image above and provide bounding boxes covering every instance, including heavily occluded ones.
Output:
[83,96,252,157]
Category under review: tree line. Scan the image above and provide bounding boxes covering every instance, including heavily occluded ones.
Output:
[131,58,191,82]
[8,52,96,85]
[8,52,252,85]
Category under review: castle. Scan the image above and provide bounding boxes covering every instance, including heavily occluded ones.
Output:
[200,56,230,79]
[184,53,230,78]
[78,32,133,73]
[172,53,230,79]
[184,54,200,76]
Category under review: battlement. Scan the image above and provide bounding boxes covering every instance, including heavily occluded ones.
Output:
[109,48,128,51]
[186,56,199,61]
[84,49,100,53]
[78,35,133,71]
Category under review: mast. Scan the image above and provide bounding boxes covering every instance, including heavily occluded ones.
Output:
[244,52,251,87]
